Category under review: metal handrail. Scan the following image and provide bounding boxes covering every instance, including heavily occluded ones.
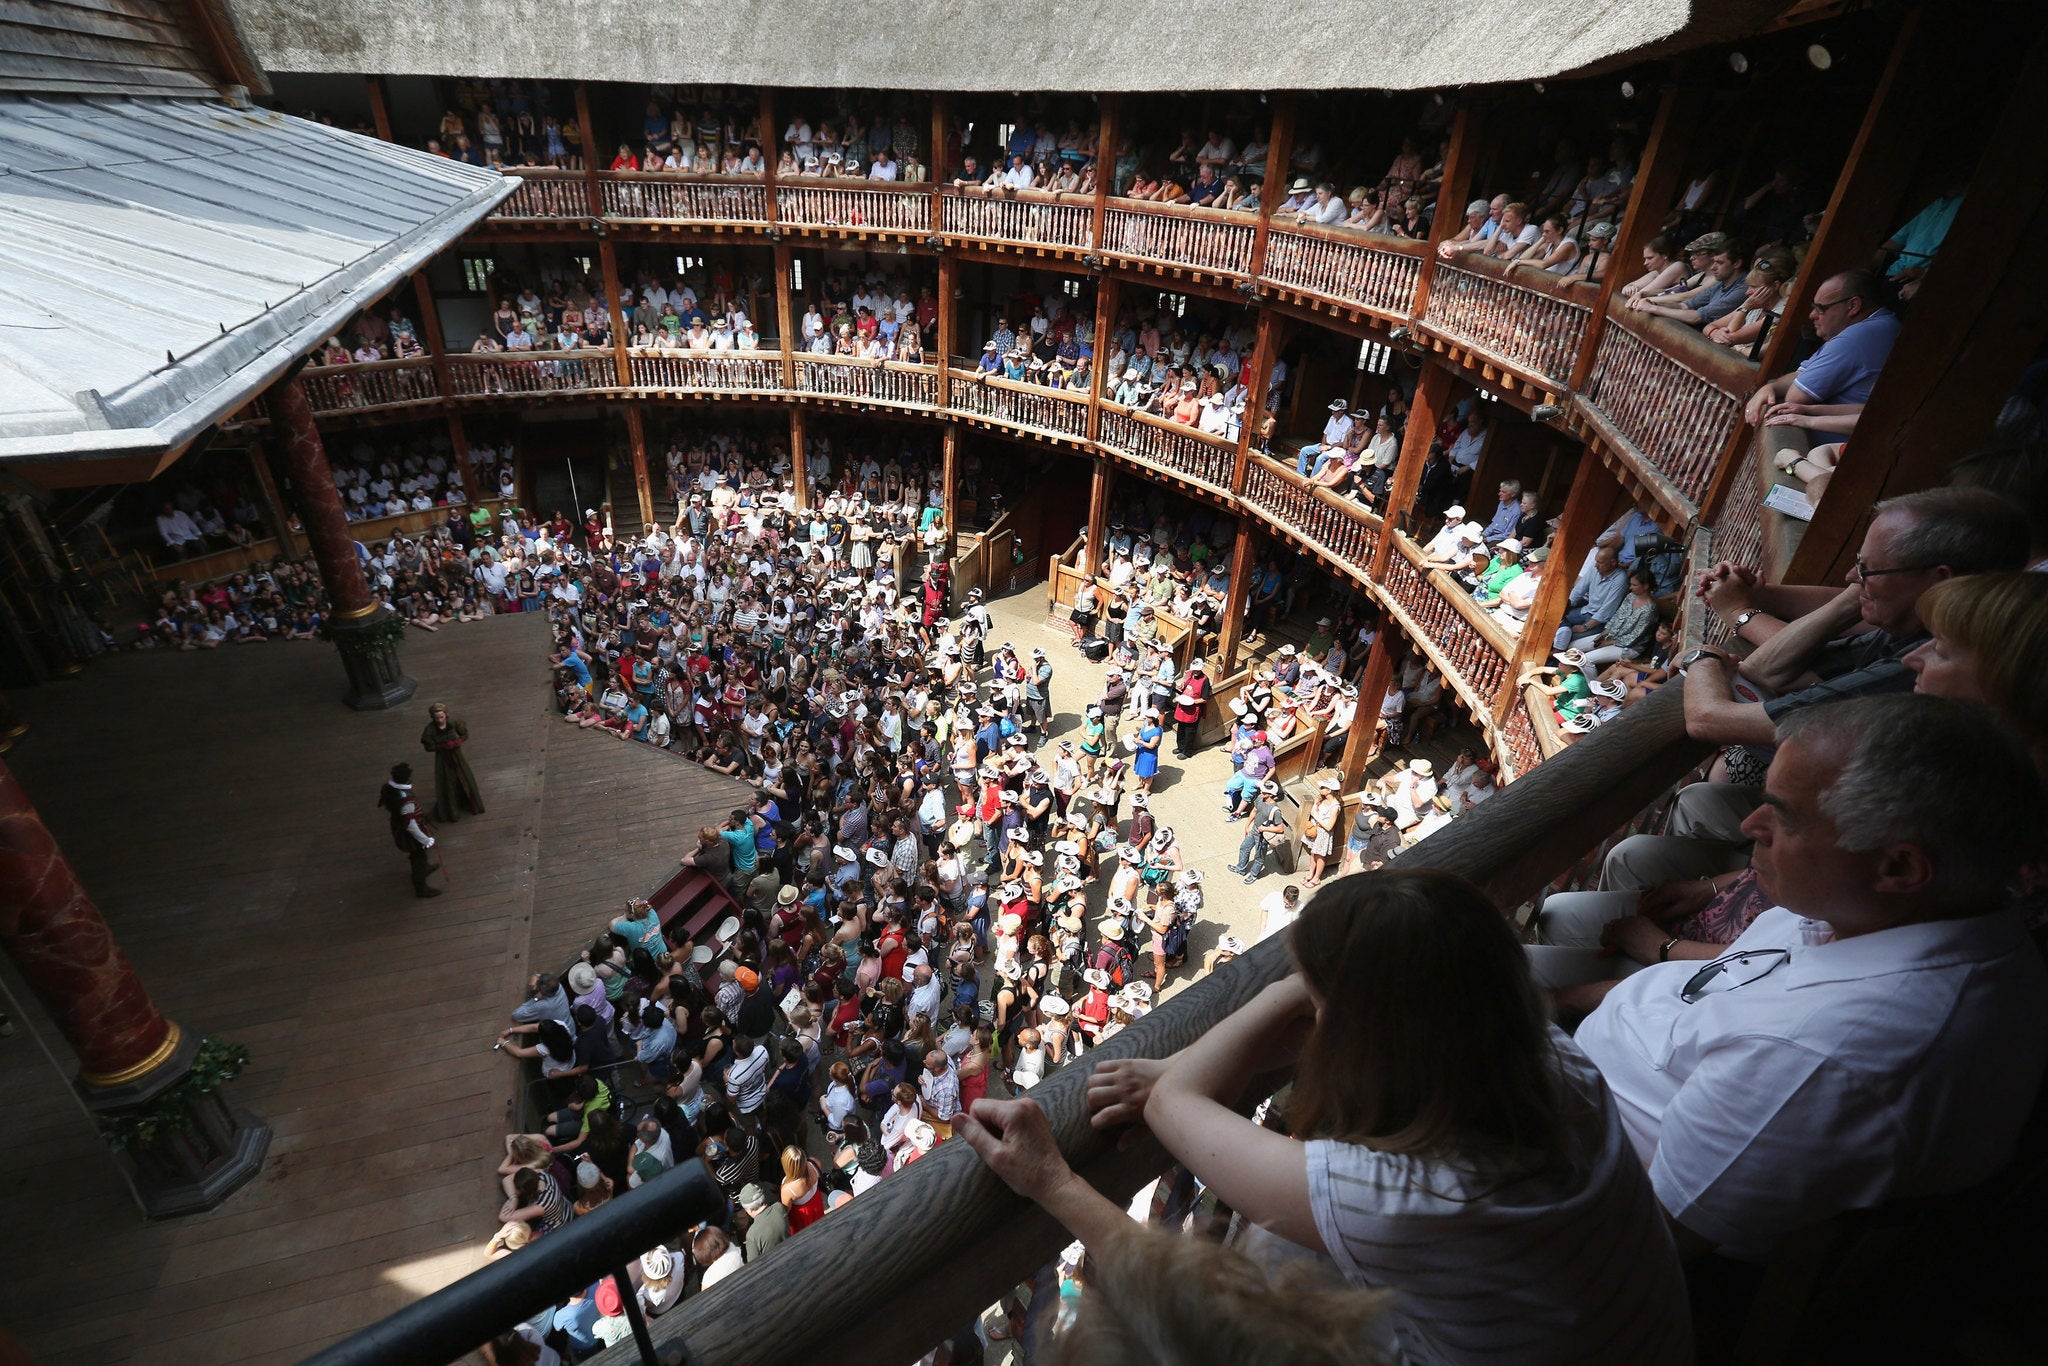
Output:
[299,1159,724,1366]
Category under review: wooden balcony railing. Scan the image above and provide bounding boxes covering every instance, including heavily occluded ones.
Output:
[946,369,1089,438]
[628,351,784,392]
[489,168,590,220]
[1096,405,1238,494]
[776,183,931,233]
[1421,259,1592,391]
[298,358,441,414]
[597,173,768,225]
[1501,696,1550,779]
[1103,200,1255,277]
[1261,227,1426,322]
[445,351,619,396]
[1579,309,1756,516]
[939,187,1094,250]
[1240,454,1380,580]
[798,357,940,407]
[1380,534,1513,714]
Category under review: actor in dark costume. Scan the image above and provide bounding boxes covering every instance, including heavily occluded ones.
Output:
[420,702,486,822]
[377,762,441,898]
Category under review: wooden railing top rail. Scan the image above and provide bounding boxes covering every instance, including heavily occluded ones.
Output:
[494,166,579,180]
[596,169,768,184]
[801,355,938,375]
[302,356,436,375]
[1266,220,1432,257]
[938,183,1093,207]
[1597,302,1762,395]
[1104,195,1257,227]
[945,366,1088,404]
[1438,251,1600,307]
[625,684,1706,1366]
[1518,683,1570,761]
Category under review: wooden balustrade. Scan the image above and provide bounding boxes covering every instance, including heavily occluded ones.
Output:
[1580,311,1756,514]
[776,183,931,233]
[946,370,1089,437]
[939,188,1094,249]
[489,169,590,220]
[1705,442,1767,644]
[298,358,440,414]
[629,352,784,392]
[1240,454,1379,579]
[445,351,619,396]
[1261,228,1425,321]
[1103,200,1255,276]
[1501,697,1548,779]
[1380,538,1511,710]
[598,173,768,224]
[1421,262,1591,390]
[1097,406,1237,493]
[798,357,940,407]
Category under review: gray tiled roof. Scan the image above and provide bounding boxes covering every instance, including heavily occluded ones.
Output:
[0,95,515,461]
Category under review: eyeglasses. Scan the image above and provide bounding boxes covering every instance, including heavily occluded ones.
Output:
[1849,558,1936,581]
[1809,296,1851,316]
[1681,948,1791,1004]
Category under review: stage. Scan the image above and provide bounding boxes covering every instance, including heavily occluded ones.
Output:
[0,612,749,1364]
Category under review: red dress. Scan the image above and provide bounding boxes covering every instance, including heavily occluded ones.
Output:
[786,1174,827,1232]
[959,1059,992,1109]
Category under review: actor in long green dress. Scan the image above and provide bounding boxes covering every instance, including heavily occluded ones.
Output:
[420,702,485,822]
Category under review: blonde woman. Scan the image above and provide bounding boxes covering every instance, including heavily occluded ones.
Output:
[779,1143,827,1231]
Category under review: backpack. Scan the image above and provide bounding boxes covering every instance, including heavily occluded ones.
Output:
[1162,912,1192,964]
[1093,941,1132,988]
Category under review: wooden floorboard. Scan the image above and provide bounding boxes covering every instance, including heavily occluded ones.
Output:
[0,612,752,1365]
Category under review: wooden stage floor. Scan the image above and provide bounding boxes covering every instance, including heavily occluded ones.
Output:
[0,614,751,1365]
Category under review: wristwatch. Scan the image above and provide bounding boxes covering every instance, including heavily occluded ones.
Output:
[1732,609,1759,629]
[1659,937,1680,963]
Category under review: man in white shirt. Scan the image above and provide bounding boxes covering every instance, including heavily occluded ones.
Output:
[1577,695,2048,1261]
[1446,411,1488,473]
[868,150,898,181]
[1295,400,1356,477]
[1000,154,1034,191]
[156,503,205,550]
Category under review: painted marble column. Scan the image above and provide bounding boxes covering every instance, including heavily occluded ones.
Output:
[0,760,173,1084]
[271,374,374,620]
[270,372,416,709]
[0,759,270,1215]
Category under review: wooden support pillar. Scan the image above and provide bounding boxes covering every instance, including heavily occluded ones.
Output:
[245,441,297,552]
[1084,457,1116,577]
[365,75,393,142]
[1087,273,1116,441]
[623,406,652,530]
[410,267,456,418]
[1507,452,1607,717]
[1339,626,1396,795]
[573,83,603,218]
[937,252,956,408]
[1787,25,2048,585]
[1233,309,1280,496]
[773,244,798,389]
[1246,98,1295,282]
[760,86,779,226]
[1411,100,1489,324]
[447,413,479,507]
[940,424,959,558]
[1091,95,1118,246]
[1568,80,1703,391]
[930,92,950,220]
[1751,14,1932,391]
[1215,519,1260,674]
[1374,361,1455,566]
[790,407,810,512]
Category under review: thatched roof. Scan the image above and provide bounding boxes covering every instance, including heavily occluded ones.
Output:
[222,0,1731,92]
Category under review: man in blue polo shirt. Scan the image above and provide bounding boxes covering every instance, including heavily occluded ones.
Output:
[1745,269,1902,438]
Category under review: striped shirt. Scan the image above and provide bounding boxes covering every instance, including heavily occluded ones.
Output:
[1304,1031,1691,1364]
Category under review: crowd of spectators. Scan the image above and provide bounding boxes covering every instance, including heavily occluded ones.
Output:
[794,265,936,363]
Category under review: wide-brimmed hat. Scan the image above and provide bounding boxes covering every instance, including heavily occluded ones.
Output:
[567,963,598,995]
[777,884,800,905]
[1409,758,1434,776]
[1100,919,1125,940]
[1040,994,1070,1017]
[1083,967,1112,989]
